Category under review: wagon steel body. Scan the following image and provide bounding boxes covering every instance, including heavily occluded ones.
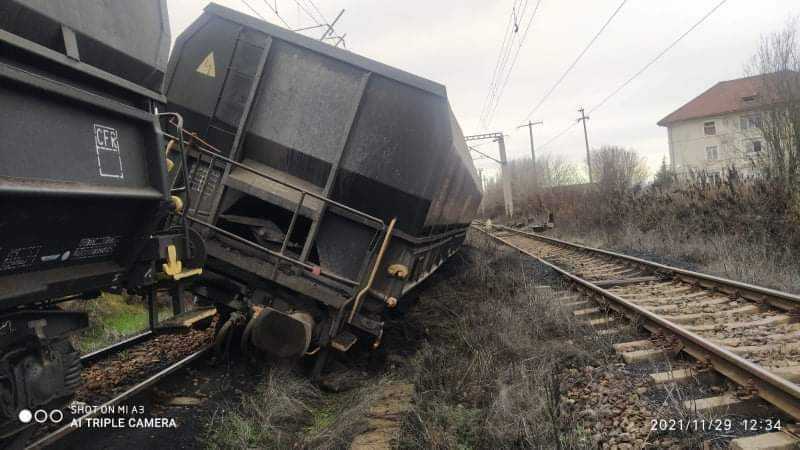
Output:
[165,4,481,358]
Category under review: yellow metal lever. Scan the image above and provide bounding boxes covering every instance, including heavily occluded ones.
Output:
[165,140,176,172]
[162,244,203,280]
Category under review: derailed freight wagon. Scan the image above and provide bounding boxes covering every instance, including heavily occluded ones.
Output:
[165,4,481,372]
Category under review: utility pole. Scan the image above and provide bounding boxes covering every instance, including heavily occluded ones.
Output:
[477,168,485,217]
[465,132,513,219]
[518,120,543,163]
[517,120,543,183]
[577,107,593,183]
[496,136,513,218]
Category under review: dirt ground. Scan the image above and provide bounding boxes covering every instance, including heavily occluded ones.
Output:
[194,231,645,449]
[53,230,743,449]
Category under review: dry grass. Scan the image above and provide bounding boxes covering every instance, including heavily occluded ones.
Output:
[204,363,391,449]
[398,231,627,449]
[201,231,631,449]
[501,176,800,294]
[205,365,319,449]
[553,220,800,294]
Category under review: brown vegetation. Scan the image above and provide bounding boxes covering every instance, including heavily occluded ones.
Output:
[746,17,800,193]
[397,232,632,449]
[493,166,800,293]
[202,232,638,449]
[481,19,800,293]
[589,146,648,193]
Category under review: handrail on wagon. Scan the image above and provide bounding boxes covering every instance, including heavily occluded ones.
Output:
[183,214,360,287]
[160,129,386,228]
[348,217,396,322]
[159,126,391,301]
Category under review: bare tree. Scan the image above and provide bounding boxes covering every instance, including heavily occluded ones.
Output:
[589,145,648,193]
[478,154,585,219]
[747,17,800,192]
[538,154,586,187]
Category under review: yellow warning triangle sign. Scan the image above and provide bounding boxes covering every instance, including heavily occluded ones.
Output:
[196,52,216,78]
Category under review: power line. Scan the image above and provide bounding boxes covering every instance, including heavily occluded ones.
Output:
[303,0,328,24]
[259,0,291,27]
[241,0,267,20]
[482,10,514,114]
[589,0,729,114]
[483,0,530,124]
[486,0,529,117]
[480,1,522,126]
[537,0,730,151]
[524,0,628,121]
[252,0,346,47]
[293,1,348,46]
[484,0,543,126]
[293,0,323,26]
[538,121,578,152]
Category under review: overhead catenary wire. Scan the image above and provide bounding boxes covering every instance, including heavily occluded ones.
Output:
[482,0,527,125]
[294,0,347,47]
[524,0,628,121]
[293,0,323,26]
[247,0,345,47]
[241,0,267,20]
[537,0,730,152]
[483,0,543,127]
[537,121,579,152]
[301,0,328,24]
[259,0,291,27]
[480,1,523,127]
[589,0,730,114]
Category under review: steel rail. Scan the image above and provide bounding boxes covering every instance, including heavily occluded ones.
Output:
[26,346,212,449]
[497,225,800,312]
[474,225,800,420]
[80,331,153,365]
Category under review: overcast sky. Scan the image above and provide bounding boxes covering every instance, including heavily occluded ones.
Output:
[166,0,800,179]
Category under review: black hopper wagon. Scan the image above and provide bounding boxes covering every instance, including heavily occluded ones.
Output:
[165,4,482,374]
[0,0,203,441]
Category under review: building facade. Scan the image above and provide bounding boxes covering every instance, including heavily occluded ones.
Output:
[658,74,772,178]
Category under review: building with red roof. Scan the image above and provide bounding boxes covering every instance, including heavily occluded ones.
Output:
[658,71,799,177]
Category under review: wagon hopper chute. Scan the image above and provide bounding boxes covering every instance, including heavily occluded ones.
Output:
[165,3,481,369]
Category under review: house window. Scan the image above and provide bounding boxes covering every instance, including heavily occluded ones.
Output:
[704,121,716,135]
[740,114,762,130]
[748,140,763,153]
[706,145,719,161]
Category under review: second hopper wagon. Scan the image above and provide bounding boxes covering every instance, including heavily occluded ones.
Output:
[164,3,482,372]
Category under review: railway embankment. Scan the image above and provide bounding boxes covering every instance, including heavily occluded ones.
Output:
[501,176,800,296]
[200,231,701,448]
[483,225,800,449]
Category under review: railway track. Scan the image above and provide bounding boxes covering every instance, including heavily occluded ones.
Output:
[477,224,800,448]
[23,323,214,450]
